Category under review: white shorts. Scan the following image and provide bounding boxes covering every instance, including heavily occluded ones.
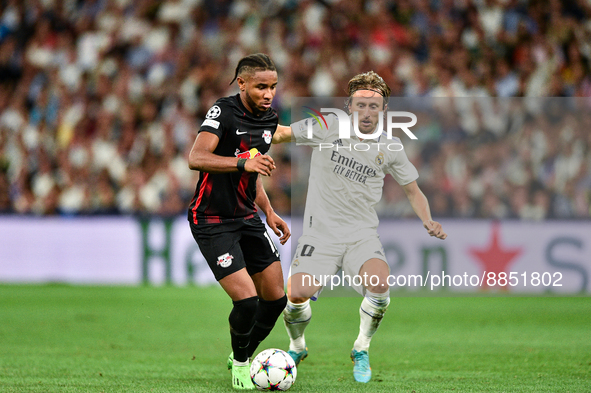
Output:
[289,234,388,297]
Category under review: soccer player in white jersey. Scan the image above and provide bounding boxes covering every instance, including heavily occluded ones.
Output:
[272,71,447,383]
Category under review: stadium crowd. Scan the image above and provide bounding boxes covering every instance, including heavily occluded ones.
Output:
[0,0,590,219]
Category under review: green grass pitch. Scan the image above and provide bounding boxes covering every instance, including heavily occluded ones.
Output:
[0,285,589,392]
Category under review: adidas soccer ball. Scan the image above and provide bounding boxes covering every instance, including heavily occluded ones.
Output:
[250,348,297,391]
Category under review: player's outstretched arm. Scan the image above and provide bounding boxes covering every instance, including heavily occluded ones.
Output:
[255,177,291,245]
[189,132,276,175]
[402,181,447,240]
[272,124,293,144]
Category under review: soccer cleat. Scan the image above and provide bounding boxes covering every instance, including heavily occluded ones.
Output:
[351,349,371,383]
[232,363,255,390]
[287,348,308,366]
[227,352,252,370]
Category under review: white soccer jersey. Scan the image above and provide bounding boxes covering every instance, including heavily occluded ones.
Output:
[292,114,419,243]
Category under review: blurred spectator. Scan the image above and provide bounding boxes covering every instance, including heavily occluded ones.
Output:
[0,0,590,220]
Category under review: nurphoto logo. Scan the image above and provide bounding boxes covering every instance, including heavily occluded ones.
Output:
[305,108,418,151]
[302,106,328,130]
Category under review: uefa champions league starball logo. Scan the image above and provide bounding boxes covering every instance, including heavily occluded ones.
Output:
[206,105,221,119]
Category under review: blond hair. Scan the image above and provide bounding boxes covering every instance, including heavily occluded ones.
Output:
[346,71,391,99]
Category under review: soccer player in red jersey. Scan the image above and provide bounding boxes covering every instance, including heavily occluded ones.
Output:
[188,53,289,390]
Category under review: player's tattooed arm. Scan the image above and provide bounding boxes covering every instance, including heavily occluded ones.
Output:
[402,181,447,240]
[255,177,291,244]
[272,124,293,144]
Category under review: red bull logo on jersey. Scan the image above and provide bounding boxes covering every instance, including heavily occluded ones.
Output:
[235,148,262,159]
[217,252,233,268]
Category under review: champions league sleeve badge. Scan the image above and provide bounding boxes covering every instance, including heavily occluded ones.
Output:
[206,105,221,119]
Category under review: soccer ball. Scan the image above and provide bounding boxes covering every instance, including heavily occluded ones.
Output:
[250,348,297,391]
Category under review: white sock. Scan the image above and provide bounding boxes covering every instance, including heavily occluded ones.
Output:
[283,299,311,352]
[353,290,390,352]
[233,359,249,367]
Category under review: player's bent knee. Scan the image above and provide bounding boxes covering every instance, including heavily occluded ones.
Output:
[365,275,390,293]
[288,273,321,300]
[288,295,311,304]
[359,258,390,294]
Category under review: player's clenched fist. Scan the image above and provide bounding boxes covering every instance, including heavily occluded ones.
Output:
[245,154,276,176]
[423,220,447,240]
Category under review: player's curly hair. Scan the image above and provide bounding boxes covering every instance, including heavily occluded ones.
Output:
[345,71,391,109]
[230,53,276,85]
